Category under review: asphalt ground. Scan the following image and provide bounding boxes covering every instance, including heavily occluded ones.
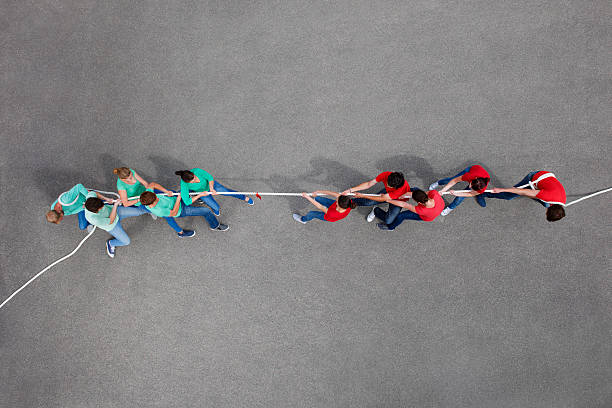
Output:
[1,1,611,407]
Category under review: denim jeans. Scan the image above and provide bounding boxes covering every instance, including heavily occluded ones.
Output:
[107,205,148,247]
[386,210,424,230]
[479,171,548,208]
[301,197,334,222]
[353,187,406,224]
[163,204,220,233]
[77,210,90,230]
[437,167,471,210]
[198,181,247,214]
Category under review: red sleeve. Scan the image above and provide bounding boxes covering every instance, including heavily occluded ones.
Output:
[376,172,391,183]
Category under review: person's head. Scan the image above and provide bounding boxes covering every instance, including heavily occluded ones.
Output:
[546,204,565,222]
[113,167,133,182]
[139,191,157,206]
[470,177,490,192]
[337,195,357,210]
[387,172,405,189]
[412,189,429,204]
[46,210,64,224]
[85,197,104,213]
[175,170,195,183]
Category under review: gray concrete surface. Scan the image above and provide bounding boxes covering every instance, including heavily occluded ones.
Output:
[1,1,611,407]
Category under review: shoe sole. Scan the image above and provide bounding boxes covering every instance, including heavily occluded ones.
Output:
[210,226,229,231]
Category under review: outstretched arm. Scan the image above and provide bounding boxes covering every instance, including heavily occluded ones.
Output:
[342,178,377,195]
[439,176,462,193]
[118,190,140,206]
[448,190,479,198]
[133,171,151,189]
[313,190,340,199]
[492,187,539,198]
[387,199,417,212]
[148,182,173,196]
[302,192,328,213]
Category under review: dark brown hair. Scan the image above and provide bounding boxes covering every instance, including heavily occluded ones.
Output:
[546,204,565,222]
[85,197,104,212]
[412,190,429,204]
[175,170,195,182]
[337,195,357,210]
[140,191,157,206]
[470,177,490,192]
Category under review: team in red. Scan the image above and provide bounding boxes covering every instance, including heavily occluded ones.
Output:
[293,166,567,228]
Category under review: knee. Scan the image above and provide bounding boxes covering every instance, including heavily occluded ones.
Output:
[124,236,131,245]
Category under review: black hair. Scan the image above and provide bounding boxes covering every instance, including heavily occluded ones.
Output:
[85,197,104,213]
[337,195,357,210]
[387,172,405,189]
[412,190,428,204]
[175,170,195,182]
[470,177,490,192]
[546,204,565,222]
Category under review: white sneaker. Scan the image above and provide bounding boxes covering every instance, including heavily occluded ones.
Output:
[366,209,376,222]
[86,225,95,234]
[429,182,439,190]
[441,207,453,216]
[149,213,158,220]
[293,213,307,224]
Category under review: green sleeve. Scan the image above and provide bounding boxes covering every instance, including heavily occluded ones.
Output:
[180,181,193,205]
[76,184,89,197]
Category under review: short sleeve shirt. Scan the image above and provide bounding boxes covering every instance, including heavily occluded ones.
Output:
[116,168,146,205]
[144,188,181,217]
[532,171,566,204]
[180,168,214,205]
[460,165,490,194]
[376,172,410,199]
[323,202,352,222]
[51,184,89,215]
[84,192,119,231]
[414,190,445,222]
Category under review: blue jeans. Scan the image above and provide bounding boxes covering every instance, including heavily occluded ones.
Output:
[301,197,334,222]
[385,210,424,230]
[77,210,90,230]
[479,171,548,208]
[198,181,247,214]
[352,187,404,224]
[163,204,220,233]
[107,206,148,247]
[437,167,471,210]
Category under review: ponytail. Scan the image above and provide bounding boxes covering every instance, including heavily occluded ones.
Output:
[113,167,131,179]
[175,170,195,182]
[337,195,356,210]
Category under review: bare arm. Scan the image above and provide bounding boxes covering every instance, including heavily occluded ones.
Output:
[118,190,140,206]
[95,191,115,203]
[387,199,417,212]
[148,182,173,196]
[313,190,340,199]
[448,190,479,198]
[302,192,328,213]
[342,178,377,195]
[492,187,539,198]
[439,176,462,193]
[208,179,217,194]
[169,196,182,217]
[109,201,120,224]
[133,171,150,189]
[354,192,391,202]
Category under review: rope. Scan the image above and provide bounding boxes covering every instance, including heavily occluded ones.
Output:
[0,226,97,310]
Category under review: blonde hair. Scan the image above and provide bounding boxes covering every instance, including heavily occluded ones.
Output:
[46,210,61,224]
[113,167,131,179]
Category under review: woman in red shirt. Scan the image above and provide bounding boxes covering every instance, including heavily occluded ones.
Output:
[293,190,356,224]
[429,165,491,216]
[377,189,445,230]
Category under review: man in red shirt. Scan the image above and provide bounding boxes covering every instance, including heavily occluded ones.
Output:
[377,189,445,230]
[480,171,566,222]
[292,190,356,224]
[342,171,410,224]
[429,165,491,216]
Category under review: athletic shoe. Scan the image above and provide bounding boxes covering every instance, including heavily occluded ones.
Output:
[429,182,439,190]
[105,240,115,258]
[246,197,254,205]
[366,209,376,223]
[211,224,229,231]
[149,213,158,220]
[293,213,307,224]
[178,230,196,238]
[441,207,453,216]
[377,223,393,231]
[86,225,95,234]
[475,195,487,208]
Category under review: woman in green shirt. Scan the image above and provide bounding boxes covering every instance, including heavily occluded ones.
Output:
[113,167,173,206]
[175,168,253,216]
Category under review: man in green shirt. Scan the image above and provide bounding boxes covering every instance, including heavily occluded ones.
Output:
[140,189,228,237]
[46,184,114,232]
[84,192,148,258]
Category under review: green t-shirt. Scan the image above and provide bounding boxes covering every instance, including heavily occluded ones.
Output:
[83,192,119,231]
[51,184,89,215]
[180,168,214,205]
[116,168,146,205]
[144,188,181,218]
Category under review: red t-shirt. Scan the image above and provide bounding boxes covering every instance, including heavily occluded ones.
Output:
[324,202,352,222]
[460,165,490,194]
[531,171,566,204]
[414,190,445,222]
[376,171,410,199]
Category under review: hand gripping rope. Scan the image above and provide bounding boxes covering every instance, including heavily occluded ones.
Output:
[1,185,611,311]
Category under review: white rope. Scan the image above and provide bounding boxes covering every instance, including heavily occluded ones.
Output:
[0,226,97,310]
[565,187,612,207]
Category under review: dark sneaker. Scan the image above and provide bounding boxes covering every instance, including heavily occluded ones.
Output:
[377,223,393,231]
[178,230,196,238]
[211,223,229,231]
[106,240,116,258]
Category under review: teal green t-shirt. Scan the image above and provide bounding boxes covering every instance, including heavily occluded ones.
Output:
[51,184,89,215]
[116,168,146,205]
[83,192,119,231]
[144,188,181,218]
[180,168,214,205]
